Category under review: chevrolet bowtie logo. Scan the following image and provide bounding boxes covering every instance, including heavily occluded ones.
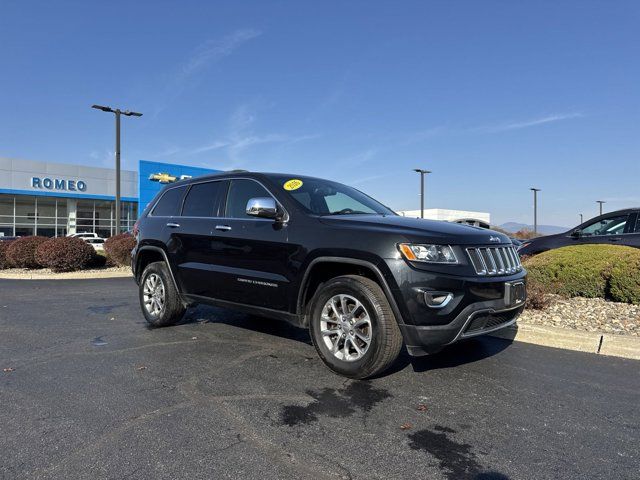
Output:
[148,172,178,184]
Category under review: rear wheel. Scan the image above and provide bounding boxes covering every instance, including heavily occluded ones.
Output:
[309,275,403,379]
[139,261,185,327]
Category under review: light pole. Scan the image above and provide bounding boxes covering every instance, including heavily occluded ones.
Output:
[413,168,431,218]
[596,200,605,216]
[92,105,142,235]
[530,188,541,234]
[579,213,583,224]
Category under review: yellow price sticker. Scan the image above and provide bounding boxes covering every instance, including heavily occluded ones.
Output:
[283,179,303,191]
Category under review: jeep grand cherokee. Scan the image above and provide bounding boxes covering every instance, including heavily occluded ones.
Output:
[132,172,526,378]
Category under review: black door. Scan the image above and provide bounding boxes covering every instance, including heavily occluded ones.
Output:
[144,184,189,279]
[171,179,228,297]
[203,178,297,311]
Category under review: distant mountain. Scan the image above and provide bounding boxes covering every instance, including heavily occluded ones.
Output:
[499,222,568,236]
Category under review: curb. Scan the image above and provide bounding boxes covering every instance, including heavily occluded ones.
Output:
[489,323,640,360]
[0,270,133,280]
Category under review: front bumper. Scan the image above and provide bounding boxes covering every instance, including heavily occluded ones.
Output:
[400,301,524,356]
[383,259,526,356]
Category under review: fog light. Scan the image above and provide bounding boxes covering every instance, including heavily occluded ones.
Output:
[423,291,453,309]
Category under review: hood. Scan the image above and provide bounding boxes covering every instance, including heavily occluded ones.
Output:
[318,215,512,245]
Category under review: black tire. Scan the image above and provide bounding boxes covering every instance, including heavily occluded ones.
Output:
[139,261,185,328]
[308,275,403,379]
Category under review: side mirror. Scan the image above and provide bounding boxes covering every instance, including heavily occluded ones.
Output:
[246,197,279,219]
[570,229,582,238]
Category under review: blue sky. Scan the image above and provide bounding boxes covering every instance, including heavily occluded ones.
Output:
[1,1,638,227]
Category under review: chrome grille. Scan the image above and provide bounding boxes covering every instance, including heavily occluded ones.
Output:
[467,246,522,276]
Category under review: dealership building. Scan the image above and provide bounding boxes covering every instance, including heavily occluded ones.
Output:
[0,158,218,237]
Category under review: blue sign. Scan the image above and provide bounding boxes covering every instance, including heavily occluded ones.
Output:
[31,177,87,192]
[138,160,221,212]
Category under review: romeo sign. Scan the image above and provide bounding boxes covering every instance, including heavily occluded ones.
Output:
[31,177,87,192]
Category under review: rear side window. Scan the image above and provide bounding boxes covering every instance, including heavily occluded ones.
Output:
[182,181,225,217]
[151,186,187,217]
[225,179,272,218]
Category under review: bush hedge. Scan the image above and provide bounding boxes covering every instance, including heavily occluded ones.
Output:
[0,241,14,269]
[104,233,136,266]
[523,245,640,304]
[5,236,49,269]
[35,237,97,272]
[608,256,640,304]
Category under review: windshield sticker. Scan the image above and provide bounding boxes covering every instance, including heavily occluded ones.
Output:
[283,179,303,191]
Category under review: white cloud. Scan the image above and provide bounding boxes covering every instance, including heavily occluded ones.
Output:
[351,174,385,186]
[188,141,230,155]
[179,29,262,82]
[341,148,378,167]
[155,104,319,168]
[401,113,583,145]
[481,113,583,133]
[152,29,262,117]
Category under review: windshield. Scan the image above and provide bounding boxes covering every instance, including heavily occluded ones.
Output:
[269,175,396,216]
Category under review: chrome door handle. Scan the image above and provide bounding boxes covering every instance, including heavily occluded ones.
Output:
[166,222,180,228]
[215,225,232,231]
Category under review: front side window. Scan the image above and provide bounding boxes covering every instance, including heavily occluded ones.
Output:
[579,215,629,236]
[269,175,395,216]
[225,179,272,218]
[182,181,225,217]
[151,186,187,217]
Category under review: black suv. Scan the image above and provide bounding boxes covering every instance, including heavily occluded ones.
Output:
[132,172,526,378]
[518,208,640,256]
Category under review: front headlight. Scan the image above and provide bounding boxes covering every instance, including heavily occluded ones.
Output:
[398,243,458,264]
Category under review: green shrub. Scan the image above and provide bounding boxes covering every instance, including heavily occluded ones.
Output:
[104,233,136,266]
[35,237,96,272]
[609,256,640,304]
[523,245,640,304]
[5,236,49,269]
[0,241,14,269]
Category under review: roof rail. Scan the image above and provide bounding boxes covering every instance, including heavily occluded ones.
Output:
[227,169,249,173]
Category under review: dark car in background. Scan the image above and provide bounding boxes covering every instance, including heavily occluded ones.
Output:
[518,208,640,256]
[509,237,523,248]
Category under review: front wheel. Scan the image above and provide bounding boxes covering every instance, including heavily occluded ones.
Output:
[308,275,403,379]
[139,261,185,327]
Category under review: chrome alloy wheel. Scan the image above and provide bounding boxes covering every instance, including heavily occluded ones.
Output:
[320,294,372,362]
[143,273,165,317]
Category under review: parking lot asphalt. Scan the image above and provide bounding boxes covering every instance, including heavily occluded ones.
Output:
[1,278,638,480]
